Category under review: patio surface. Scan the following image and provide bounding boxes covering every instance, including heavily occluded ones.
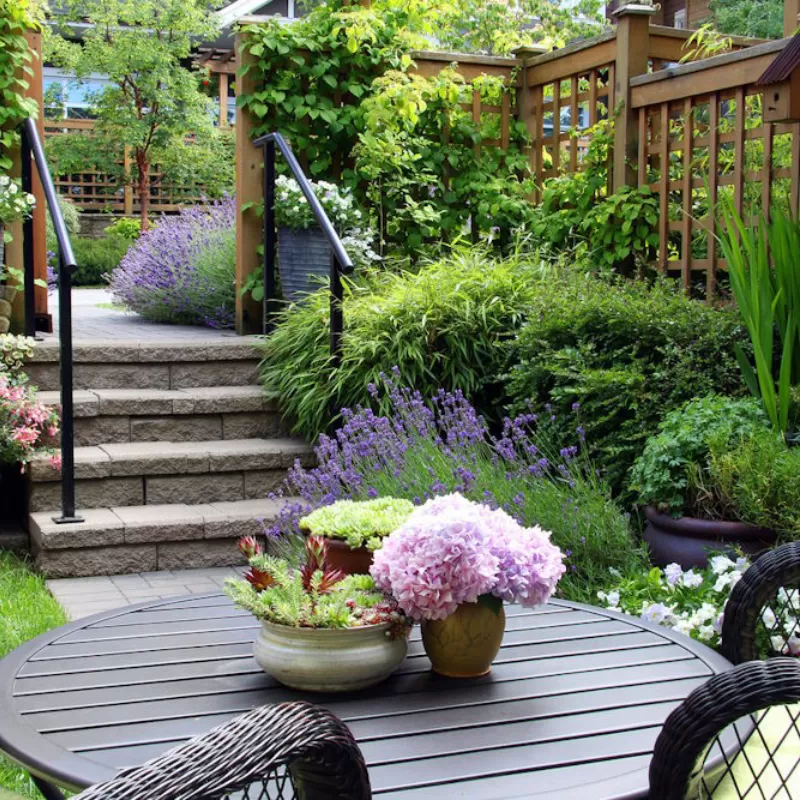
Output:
[49,288,243,342]
[47,566,247,620]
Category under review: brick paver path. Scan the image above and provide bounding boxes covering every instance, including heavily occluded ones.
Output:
[50,288,245,342]
[48,566,248,620]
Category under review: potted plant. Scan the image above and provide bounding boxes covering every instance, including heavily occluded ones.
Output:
[224,534,411,692]
[0,175,37,333]
[630,395,785,568]
[274,175,378,302]
[298,497,414,575]
[371,493,565,678]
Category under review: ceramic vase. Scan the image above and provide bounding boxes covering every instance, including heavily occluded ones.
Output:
[253,620,408,692]
[421,599,506,678]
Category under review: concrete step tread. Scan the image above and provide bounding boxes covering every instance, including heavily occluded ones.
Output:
[29,338,263,364]
[30,438,313,482]
[38,386,275,418]
[30,498,291,549]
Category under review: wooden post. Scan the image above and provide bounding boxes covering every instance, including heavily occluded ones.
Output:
[235,28,264,335]
[785,0,800,36]
[611,3,656,192]
[513,45,548,199]
[219,73,229,128]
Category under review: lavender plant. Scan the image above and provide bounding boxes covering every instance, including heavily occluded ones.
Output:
[108,196,236,328]
[266,374,644,603]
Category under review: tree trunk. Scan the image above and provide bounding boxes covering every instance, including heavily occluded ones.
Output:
[136,150,151,232]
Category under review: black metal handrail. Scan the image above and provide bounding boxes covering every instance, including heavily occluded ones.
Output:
[21,117,83,524]
[252,132,354,366]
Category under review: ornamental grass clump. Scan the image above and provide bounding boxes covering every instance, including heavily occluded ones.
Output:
[371,493,565,621]
[266,375,644,603]
[225,534,409,636]
[108,196,235,328]
[299,497,414,550]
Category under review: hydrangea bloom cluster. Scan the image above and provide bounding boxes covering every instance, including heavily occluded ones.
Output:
[109,196,236,328]
[370,494,565,621]
[0,373,60,470]
[0,174,36,226]
[599,555,800,655]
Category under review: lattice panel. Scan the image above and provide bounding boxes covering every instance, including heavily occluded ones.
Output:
[637,86,800,299]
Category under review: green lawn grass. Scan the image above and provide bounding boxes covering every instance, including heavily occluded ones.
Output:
[0,551,67,798]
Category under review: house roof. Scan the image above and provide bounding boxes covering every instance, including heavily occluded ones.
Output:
[758,33,800,85]
[217,0,285,29]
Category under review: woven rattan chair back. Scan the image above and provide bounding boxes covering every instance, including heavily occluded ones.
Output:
[722,542,800,665]
[649,659,800,799]
[72,702,371,800]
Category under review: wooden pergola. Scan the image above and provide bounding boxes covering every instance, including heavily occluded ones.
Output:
[195,48,237,128]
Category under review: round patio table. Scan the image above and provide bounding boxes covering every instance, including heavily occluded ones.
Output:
[0,593,735,799]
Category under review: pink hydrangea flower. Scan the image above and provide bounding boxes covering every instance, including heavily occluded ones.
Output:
[371,494,565,621]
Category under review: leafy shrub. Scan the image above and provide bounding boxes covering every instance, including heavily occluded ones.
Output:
[261,249,551,439]
[629,394,768,517]
[105,217,141,242]
[109,196,236,328]
[267,380,645,605]
[505,275,750,492]
[69,236,131,286]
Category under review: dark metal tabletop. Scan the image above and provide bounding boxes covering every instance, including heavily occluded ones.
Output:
[0,593,735,799]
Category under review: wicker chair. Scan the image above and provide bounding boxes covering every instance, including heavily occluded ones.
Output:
[71,701,371,800]
[649,658,800,799]
[721,541,800,665]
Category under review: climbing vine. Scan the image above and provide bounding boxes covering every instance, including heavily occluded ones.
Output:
[0,0,39,171]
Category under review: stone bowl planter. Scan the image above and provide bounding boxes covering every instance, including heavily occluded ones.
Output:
[643,506,778,569]
[323,538,374,575]
[0,285,16,335]
[277,226,330,304]
[253,619,408,692]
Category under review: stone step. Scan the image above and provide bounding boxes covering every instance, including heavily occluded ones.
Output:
[38,387,285,445]
[27,439,313,512]
[29,498,289,577]
[25,338,263,391]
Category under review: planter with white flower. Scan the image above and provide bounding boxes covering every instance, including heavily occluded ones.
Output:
[224,534,411,692]
[371,493,565,678]
[0,174,37,333]
[274,176,378,302]
[630,396,782,569]
[298,497,414,575]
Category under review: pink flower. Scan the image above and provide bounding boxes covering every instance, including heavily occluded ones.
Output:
[371,494,565,621]
[50,453,62,471]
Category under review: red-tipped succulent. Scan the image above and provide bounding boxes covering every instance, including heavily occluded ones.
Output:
[237,535,272,592]
[238,536,263,559]
[300,535,346,594]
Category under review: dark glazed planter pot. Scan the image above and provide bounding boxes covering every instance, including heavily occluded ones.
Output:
[643,506,778,569]
[277,226,331,304]
[324,538,374,576]
[0,463,27,525]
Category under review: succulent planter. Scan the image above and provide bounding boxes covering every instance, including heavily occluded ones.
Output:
[321,538,374,576]
[277,225,331,304]
[253,619,408,692]
[421,601,506,678]
[643,506,778,570]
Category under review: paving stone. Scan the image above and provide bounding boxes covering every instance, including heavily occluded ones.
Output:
[74,364,171,391]
[67,601,131,620]
[38,390,98,418]
[145,473,244,505]
[172,386,270,415]
[109,574,151,589]
[114,503,206,543]
[29,508,125,550]
[157,539,246,571]
[28,477,144,513]
[36,544,158,578]
[130,415,222,443]
[93,389,176,416]
[169,362,259,389]
[74,416,131,447]
[100,441,211,477]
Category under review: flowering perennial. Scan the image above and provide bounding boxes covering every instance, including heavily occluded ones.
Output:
[0,174,35,226]
[370,494,565,621]
[0,373,60,470]
[599,556,800,656]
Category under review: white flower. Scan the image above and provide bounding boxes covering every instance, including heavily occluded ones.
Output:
[671,619,695,636]
[714,573,734,593]
[606,590,620,608]
[713,612,724,634]
[641,603,671,625]
[698,603,718,623]
[697,625,716,642]
[664,563,683,585]
[681,570,703,589]
[734,557,750,572]
[710,555,735,575]
[762,608,777,628]
[788,634,800,656]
